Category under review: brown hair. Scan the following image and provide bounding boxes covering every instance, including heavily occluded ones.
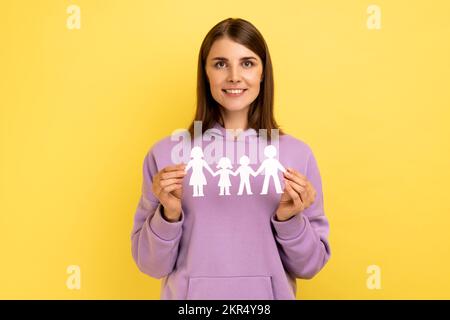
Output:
[187,17,284,140]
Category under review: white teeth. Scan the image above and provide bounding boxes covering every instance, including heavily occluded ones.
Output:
[225,89,244,94]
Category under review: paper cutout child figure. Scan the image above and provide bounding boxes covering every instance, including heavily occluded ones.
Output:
[212,157,236,196]
[234,155,258,195]
[184,146,215,197]
[254,145,287,194]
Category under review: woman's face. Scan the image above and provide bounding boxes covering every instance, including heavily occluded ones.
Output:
[205,37,263,114]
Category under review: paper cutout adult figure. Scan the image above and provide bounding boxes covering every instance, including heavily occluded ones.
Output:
[212,157,236,196]
[184,146,215,197]
[234,155,258,195]
[254,145,287,194]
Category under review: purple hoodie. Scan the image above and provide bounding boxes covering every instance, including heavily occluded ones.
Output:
[130,122,331,299]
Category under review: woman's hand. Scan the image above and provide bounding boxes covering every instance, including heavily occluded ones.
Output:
[151,163,186,222]
[275,168,317,221]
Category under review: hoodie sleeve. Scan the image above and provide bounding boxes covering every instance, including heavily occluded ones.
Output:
[270,149,331,279]
[130,148,184,279]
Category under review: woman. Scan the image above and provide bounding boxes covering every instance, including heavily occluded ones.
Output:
[131,18,331,300]
[185,146,215,197]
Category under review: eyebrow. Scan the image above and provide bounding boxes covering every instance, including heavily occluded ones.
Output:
[211,56,258,61]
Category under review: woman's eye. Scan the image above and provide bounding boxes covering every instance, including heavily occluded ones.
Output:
[214,61,254,68]
[215,61,226,68]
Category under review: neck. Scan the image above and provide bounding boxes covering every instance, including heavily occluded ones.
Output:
[220,106,249,133]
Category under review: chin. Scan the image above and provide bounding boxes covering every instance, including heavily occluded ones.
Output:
[221,104,250,112]
[220,98,253,111]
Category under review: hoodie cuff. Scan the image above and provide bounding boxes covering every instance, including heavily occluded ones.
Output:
[271,213,307,240]
[149,203,184,241]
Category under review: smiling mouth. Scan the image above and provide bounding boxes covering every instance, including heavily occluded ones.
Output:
[222,89,247,95]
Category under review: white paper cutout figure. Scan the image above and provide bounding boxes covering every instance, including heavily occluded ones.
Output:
[184,146,215,197]
[234,155,258,195]
[212,157,236,196]
[254,145,287,194]
[184,145,286,197]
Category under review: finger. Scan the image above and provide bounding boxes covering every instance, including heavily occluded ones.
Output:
[161,183,182,194]
[286,180,308,202]
[284,174,307,191]
[285,180,303,207]
[305,181,317,206]
[160,178,184,188]
[152,182,161,196]
[297,180,314,209]
[161,170,187,180]
[284,170,307,187]
[304,178,314,193]
[279,183,291,203]
[291,172,312,204]
[286,181,304,212]
[163,164,186,173]
[284,176,307,200]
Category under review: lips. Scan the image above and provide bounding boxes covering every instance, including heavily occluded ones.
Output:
[222,89,247,97]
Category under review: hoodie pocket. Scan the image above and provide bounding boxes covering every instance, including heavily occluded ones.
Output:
[186,275,274,300]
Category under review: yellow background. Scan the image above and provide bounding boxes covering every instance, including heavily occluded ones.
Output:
[1,0,449,299]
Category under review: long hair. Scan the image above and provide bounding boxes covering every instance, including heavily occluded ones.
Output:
[187,18,284,140]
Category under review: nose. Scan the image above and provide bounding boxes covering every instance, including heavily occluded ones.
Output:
[227,65,241,83]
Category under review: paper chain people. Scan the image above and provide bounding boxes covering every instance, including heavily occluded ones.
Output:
[184,145,287,197]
